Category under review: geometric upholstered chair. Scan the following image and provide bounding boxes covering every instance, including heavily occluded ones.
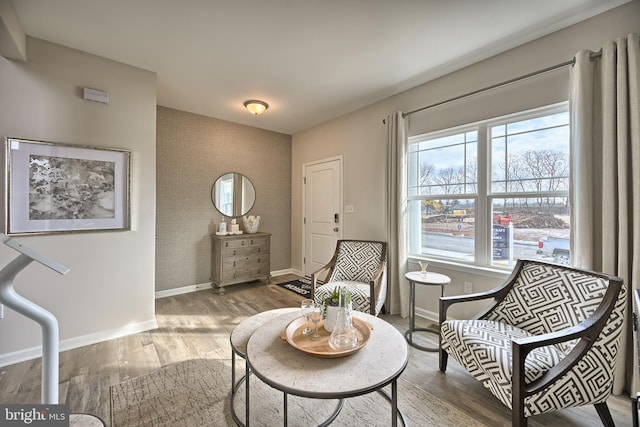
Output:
[310,240,387,316]
[439,258,627,427]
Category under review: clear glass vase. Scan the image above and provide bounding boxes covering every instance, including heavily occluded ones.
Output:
[328,288,358,350]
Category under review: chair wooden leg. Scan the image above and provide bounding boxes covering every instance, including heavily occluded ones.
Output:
[512,398,527,427]
[632,397,639,427]
[512,413,527,427]
[594,402,615,427]
[439,349,448,371]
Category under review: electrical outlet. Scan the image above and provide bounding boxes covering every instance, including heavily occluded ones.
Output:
[464,281,473,294]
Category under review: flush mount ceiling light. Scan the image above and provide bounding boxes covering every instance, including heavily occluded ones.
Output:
[243,100,269,115]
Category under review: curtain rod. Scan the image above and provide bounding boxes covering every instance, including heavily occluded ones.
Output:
[402,50,602,119]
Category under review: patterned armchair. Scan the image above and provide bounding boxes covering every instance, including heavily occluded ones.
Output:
[439,258,626,427]
[311,240,387,315]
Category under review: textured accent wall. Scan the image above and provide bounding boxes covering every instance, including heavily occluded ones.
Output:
[156,107,291,291]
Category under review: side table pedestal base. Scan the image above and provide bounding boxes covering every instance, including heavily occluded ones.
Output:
[404,327,439,352]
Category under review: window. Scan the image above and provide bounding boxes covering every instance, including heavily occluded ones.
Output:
[407,103,570,268]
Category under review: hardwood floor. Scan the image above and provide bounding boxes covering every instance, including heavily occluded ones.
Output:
[0,274,633,426]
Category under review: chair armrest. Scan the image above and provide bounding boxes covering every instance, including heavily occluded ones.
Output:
[439,287,508,325]
[440,259,530,325]
[367,262,387,314]
[512,323,598,396]
[369,263,385,286]
[367,267,385,294]
[310,262,335,299]
[512,279,623,397]
[513,323,593,352]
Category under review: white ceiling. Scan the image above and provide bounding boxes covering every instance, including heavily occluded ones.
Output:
[10,0,630,135]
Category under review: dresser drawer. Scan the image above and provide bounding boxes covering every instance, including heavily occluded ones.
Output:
[221,264,270,283]
[221,236,270,249]
[222,255,269,270]
[222,244,269,258]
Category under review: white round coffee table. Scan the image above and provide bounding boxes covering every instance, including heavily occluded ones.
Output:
[404,270,451,352]
[246,310,409,427]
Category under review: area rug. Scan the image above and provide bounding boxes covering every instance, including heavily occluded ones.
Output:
[110,354,490,427]
[274,277,312,298]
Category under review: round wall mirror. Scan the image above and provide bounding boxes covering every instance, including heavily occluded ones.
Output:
[211,172,256,217]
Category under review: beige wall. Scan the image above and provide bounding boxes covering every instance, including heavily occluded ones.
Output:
[155,107,291,292]
[0,37,157,364]
[292,1,640,320]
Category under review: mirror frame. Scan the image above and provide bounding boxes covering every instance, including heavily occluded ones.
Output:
[211,172,256,218]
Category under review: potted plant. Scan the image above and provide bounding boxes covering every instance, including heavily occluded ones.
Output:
[322,287,352,332]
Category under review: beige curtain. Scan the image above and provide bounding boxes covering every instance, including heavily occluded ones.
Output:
[386,111,410,317]
[570,33,640,394]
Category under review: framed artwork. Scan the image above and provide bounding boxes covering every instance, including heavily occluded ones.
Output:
[2,137,131,235]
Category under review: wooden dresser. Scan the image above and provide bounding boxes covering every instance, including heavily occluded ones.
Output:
[210,232,271,294]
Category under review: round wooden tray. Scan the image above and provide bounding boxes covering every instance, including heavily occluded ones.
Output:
[282,315,372,358]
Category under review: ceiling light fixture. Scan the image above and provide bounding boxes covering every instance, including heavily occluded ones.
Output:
[243,100,269,115]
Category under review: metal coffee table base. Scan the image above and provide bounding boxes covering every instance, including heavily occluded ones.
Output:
[280,387,407,427]
[230,348,250,427]
[230,308,299,426]
[230,308,344,427]
[230,351,345,427]
[252,381,406,427]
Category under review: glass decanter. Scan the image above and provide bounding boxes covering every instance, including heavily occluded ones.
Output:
[328,287,359,350]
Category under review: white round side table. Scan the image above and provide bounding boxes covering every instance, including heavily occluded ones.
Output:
[404,270,451,352]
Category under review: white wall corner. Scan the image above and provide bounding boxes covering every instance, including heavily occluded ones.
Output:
[0,0,27,61]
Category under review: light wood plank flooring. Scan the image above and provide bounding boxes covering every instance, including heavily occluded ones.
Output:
[0,275,633,426]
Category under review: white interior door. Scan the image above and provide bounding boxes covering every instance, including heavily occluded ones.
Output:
[304,157,342,277]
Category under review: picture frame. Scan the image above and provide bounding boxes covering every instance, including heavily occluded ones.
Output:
[2,137,131,235]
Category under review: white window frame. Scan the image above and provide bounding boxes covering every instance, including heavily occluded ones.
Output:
[407,102,570,270]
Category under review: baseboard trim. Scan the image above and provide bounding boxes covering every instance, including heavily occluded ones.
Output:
[155,269,298,300]
[0,318,158,368]
[271,268,294,276]
[155,282,213,299]
[415,307,438,323]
